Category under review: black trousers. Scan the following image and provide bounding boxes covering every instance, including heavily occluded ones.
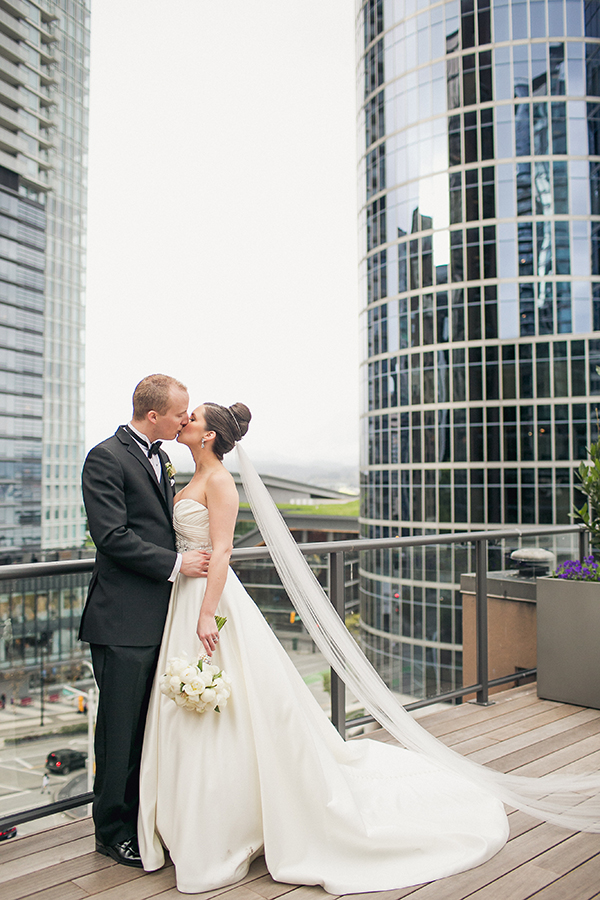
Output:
[90,643,160,846]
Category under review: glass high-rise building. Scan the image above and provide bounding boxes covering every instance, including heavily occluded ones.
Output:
[0,0,89,555]
[358,0,600,698]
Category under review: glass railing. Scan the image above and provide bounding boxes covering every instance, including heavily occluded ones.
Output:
[0,522,586,835]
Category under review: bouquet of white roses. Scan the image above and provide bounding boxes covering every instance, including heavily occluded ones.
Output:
[159,616,231,713]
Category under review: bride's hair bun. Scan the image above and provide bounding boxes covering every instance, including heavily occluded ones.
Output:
[229,402,251,438]
[203,401,251,460]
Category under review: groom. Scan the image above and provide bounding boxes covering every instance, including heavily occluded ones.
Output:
[80,374,209,867]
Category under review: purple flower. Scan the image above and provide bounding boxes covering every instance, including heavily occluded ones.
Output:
[553,556,600,581]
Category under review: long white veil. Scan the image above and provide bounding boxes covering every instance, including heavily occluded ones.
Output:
[236,444,600,832]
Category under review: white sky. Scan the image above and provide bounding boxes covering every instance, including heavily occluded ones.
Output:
[84,0,359,475]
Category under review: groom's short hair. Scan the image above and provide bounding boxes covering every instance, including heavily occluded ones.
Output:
[132,374,187,420]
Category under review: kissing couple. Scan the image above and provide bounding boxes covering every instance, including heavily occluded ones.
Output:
[80,374,600,895]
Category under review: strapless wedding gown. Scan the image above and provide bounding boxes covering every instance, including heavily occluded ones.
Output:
[138,499,509,894]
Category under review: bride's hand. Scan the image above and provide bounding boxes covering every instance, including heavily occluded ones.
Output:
[197,612,220,657]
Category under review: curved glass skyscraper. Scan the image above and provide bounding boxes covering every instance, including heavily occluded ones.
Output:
[358,0,600,697]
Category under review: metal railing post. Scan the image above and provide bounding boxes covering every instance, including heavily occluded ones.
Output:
[329,550,346,738]
[474,538,492,706]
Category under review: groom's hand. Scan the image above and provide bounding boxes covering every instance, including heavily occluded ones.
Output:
[180,550,211,578]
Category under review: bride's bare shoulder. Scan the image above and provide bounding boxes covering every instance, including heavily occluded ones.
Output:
[206,466,238,502]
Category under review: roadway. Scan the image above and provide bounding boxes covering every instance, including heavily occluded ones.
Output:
[0,732,90,836]
[0,646,336,836]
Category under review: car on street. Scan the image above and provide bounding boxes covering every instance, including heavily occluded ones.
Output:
[0,825,17,841]
[45,748,87,774]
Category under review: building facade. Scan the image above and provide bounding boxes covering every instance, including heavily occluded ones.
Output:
[358,0,600,698]
[0,0,89,555]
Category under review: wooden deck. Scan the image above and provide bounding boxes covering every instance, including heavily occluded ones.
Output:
[1,684,600,900]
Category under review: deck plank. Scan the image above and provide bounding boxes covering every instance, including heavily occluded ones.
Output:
[242,872,301,899]
[528,854,600,899]
[72,858,150,893]
[11,883,89,900]
[430,699,574,743]
[512,739,600,778]
[0,837,95,884]
[447,704,590,748]
[86,865,177,899]
[141,857,273,900]
[0,853,113,900]
[3,685,599,900]
[468,708,600,764]
[454,831,600,900]
[486,721,600,773]
[421,687,544,734]
[0,818,94,864]
[392,822,573,900]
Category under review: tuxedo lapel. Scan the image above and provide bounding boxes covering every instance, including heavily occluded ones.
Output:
[117,427,172,518]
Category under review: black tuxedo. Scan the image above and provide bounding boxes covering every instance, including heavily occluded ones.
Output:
[80,426,178,847]
[80,426,177,645]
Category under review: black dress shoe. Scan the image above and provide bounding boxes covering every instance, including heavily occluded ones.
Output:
[95,836,143,868]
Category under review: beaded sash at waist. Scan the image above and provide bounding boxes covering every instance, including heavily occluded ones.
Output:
[176,537,212,552]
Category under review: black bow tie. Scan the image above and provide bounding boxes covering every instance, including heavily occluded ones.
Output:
[125,427,162,459]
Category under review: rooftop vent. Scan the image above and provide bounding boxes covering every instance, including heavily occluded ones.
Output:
[510,548,555,578]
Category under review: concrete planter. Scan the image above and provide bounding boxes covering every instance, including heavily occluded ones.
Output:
[537,577,600,709]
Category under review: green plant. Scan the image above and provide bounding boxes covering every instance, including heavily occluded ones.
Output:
[574,384,600,549]
[345,612,360,638]
[574,439,600,548]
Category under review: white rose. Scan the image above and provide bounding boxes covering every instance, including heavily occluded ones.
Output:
[181,665,199,683]
[168,657,187,677]
[169,675,182,690]
[183,682,201,695]
[201,687,216,704]
[174,693,188,707]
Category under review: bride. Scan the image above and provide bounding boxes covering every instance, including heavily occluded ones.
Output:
[138,402,599,894]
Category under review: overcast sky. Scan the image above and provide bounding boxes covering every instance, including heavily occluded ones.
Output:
[85,1,359,476]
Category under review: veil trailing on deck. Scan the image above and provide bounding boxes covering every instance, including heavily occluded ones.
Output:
[236,444,600,833]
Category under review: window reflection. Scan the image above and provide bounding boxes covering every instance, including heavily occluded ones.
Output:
[537,219,553,274]
[534,162,551,217]
[548,0,564,36]
[531,1,547,40]
[519,283,535,335]
[533,103,550,152]
[360,0,600,673]
[517,162,532,214]
[550,42,566,92]
[532,44,548,93]
[515,98,531,153]
[566,0,583,37]
[494,0,510,42]
[513,1,529,39]
[538,282,554,334]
